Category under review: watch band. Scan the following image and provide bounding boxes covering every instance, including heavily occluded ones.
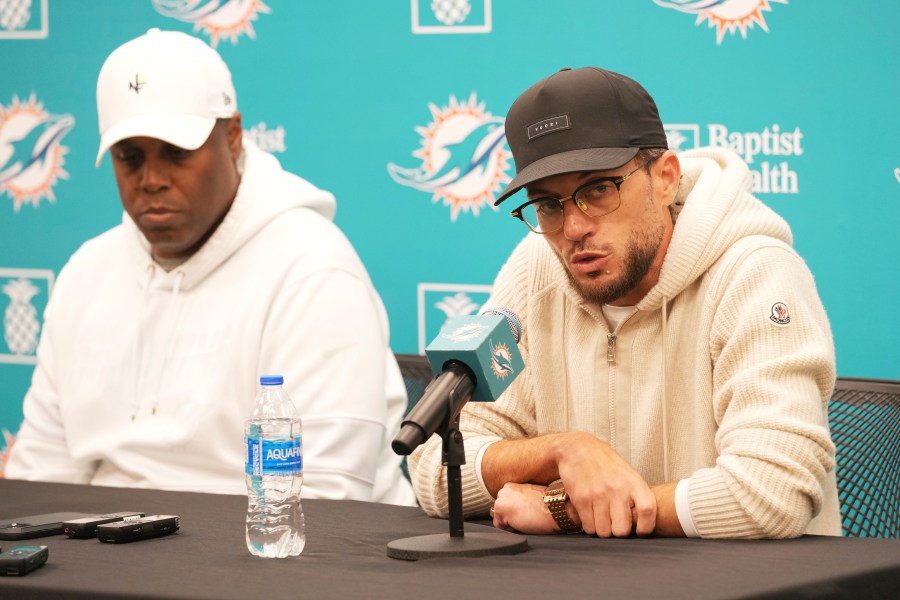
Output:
[543,479,582,534]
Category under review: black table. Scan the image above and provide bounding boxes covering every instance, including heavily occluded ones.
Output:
[0,479,898,599]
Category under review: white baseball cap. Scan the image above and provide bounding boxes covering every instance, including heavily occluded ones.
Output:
[95,28,238,166]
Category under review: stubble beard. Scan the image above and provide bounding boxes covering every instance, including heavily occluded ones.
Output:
[560,195,666,306]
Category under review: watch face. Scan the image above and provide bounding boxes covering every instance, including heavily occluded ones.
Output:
[544,482,568,503]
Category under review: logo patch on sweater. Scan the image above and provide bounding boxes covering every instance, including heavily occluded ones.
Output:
[769,302,790,326]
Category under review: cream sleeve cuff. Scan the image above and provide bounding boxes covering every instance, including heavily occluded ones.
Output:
[474,440,498,497]
[675,478,701,538]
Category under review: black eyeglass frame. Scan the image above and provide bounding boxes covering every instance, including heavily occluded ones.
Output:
[509,159,652,234]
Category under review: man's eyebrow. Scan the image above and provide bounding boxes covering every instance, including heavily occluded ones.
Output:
[111,141,134,150]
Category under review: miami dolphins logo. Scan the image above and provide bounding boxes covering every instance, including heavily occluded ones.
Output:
[388,93,512,221]
[489,340,514,379]
[152,0,271,46]
[654,0,788,44]
[448,321,486,343]
[0,95,74,211]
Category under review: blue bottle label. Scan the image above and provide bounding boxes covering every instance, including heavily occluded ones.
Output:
[245,436,303,475]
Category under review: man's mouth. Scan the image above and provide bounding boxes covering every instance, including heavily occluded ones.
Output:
[569,251,610,274]
[139,206,179,226]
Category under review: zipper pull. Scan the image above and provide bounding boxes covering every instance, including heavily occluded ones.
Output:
[607,334,617,364]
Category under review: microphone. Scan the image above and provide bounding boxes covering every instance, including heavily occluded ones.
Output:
[392,308,524,455]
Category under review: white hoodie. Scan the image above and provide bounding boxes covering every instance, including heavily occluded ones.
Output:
[7,140,416,506]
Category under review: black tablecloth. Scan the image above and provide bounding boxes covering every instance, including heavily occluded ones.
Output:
[0,479,898,599]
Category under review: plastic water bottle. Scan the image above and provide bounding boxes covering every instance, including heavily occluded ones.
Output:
[245,375,305,557]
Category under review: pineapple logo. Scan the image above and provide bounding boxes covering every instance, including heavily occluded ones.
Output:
[0,0,32,31]
[654,0,788,44]
[0,269,52,364]
[418,283,491,353]
[0,0,47,39]
[0,95,74,211]
[152,0,271,47]
[412,0,491,34]
[435,292,481,321]
[431,0,471,25]
[387,93,512,221]
[3,278,40,356]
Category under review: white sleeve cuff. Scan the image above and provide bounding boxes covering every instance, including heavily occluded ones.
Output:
[675,478,701,538]
[474,440,498,497]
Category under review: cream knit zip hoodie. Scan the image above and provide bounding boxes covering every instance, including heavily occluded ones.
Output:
[409,147,840,538]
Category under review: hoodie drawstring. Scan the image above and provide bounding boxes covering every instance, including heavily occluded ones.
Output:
[131,266,185,420]
[151,269,185,417]
[132,263,156,421]
[661,297,670,482]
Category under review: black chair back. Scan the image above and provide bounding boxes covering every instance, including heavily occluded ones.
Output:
[829,377,900,537]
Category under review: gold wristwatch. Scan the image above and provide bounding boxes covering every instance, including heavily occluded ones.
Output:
[543,479,582,534]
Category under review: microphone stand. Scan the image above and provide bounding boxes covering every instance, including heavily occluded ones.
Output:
[444,414,466,538]
[387,376,528,560]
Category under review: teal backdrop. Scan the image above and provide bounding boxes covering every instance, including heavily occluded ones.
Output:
[1,1,898,465]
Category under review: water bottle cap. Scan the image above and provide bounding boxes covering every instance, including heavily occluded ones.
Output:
[259,375,284,386]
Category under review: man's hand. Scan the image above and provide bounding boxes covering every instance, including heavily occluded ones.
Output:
[490,479,684,538]
[483,431,659,538]
[555,431,657,537]
[491,483,562,534]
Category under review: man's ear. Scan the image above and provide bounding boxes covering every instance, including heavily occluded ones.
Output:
[653,150,681,208]
[226,112,243,160]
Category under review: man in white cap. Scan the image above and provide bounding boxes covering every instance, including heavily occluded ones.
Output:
[409,67,840,538]
[6,29,416,506]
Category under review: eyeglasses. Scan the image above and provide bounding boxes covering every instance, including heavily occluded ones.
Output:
[510,160,651,234]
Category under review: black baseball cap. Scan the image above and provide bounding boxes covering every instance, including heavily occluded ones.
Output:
[495,67,667,205]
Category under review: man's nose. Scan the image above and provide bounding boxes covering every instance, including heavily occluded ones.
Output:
[139,157,170,192]
[562,200,595,241]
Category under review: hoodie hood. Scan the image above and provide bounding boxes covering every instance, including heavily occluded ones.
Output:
[637,147,793,312]
[123,139,336,290]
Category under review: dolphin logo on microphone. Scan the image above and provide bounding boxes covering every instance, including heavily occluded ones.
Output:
[393,309,525,455]
[489,340,514,379]
[447,321,486,343]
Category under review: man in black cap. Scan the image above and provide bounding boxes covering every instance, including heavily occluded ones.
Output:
[408,67,840,539]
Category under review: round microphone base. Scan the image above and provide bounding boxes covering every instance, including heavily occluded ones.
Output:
[386,525,528,561]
